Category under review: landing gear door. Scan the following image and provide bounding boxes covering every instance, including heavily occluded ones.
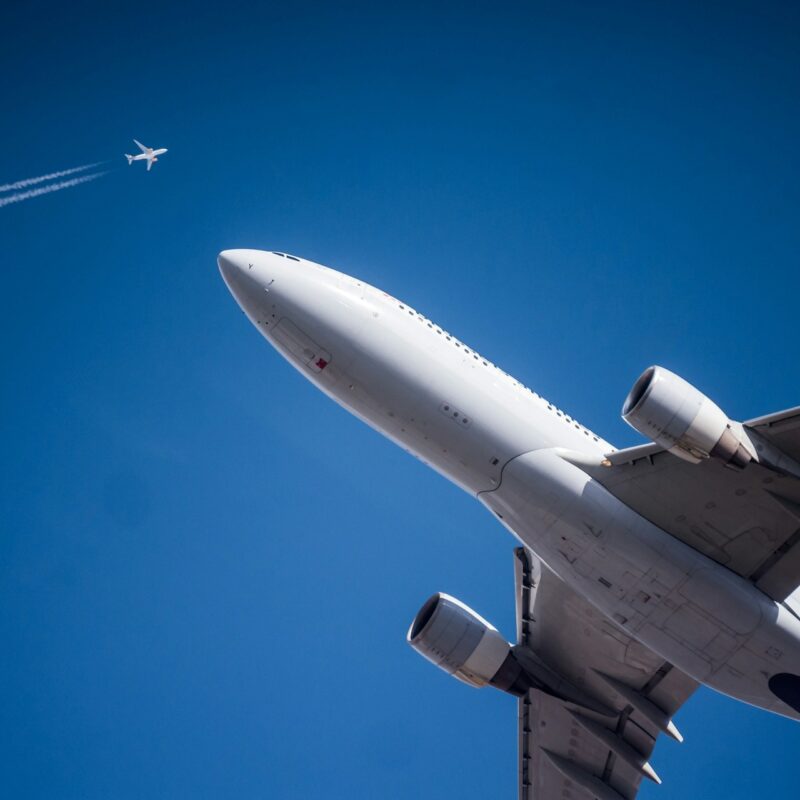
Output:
[272,318,331,373]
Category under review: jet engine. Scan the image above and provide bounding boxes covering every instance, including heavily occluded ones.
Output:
[622,366,754,468]
[407,593,532,695]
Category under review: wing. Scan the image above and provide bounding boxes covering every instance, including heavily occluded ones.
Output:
[514,547,698,800]
[588,407,800,602]
[146,155,154,171]
[746,406,800,462]
[134,139,150,154]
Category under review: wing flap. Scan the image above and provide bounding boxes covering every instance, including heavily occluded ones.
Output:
[514,548,697,800]
[753,528,800,600]
[521,691,632,800]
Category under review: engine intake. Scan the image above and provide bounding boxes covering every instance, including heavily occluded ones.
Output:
[622,366,754,468]
[407,593,531,695]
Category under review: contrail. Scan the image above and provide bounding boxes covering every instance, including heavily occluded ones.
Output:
[0,162,104,193]
[0,171,106,208]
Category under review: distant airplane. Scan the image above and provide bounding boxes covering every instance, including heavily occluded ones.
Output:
[219,247,800,800]
[124,140,167,171]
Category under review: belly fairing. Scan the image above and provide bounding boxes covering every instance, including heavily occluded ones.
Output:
[480,448,800,718]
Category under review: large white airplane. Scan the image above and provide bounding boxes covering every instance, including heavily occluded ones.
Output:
[124,139,167,171]
[219,249,800,799]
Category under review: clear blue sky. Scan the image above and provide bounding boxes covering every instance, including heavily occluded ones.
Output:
[2,2,799,797]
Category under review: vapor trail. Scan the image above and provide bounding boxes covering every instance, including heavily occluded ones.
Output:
[0,162,104,193]
[0,172,107,208]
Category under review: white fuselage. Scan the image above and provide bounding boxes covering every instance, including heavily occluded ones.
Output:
[132,147,167,161]
[219,248,800,720]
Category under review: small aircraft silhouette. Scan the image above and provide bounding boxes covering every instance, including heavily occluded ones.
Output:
[124,140,168,171]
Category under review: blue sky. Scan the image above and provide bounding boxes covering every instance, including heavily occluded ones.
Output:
[2,1,800,797]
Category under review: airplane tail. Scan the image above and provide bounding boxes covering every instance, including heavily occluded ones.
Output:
[125,154,133,165]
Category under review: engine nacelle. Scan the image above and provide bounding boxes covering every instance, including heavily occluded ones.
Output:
[622,366,754,468]
[407,593,531,695]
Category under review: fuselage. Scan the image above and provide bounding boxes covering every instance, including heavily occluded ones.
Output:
[219,248,800,721]
[132,148,167,161]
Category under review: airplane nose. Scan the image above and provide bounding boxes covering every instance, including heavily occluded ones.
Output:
[217,250,242,284]
[218,249,265,315]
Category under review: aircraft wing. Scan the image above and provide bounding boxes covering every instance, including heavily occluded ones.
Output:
[586,406,800,603]
[146,155,155,171]
[514,548,698,800]
[745,405,800,461]
[134,139,149,153]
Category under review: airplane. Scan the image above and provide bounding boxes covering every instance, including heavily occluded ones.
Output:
[218,248,800,800]
[124,139,167,171]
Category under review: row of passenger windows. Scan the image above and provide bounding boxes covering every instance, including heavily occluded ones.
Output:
[394,300,601,444]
